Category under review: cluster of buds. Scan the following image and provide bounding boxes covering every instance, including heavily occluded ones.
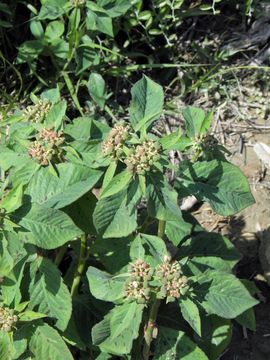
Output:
[23,99,51,123]
[28,127,65,166]
[125,260,153,304]
[102,121,130,158]
[194,134,219,156]
[0,306,18,332]
[156,258,189,302]
[125,139,161,175]
[70,0,86,6]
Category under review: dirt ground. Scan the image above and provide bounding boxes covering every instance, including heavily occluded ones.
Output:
[193,128,270,359]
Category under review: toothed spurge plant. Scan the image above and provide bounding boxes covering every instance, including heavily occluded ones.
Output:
[0,77,258,359]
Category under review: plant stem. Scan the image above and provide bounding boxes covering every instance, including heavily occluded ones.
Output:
[71,233,88,297]
[143,298,161,360]
[143,219,166,359]
[54,243,68,267]
[158,219,166,239]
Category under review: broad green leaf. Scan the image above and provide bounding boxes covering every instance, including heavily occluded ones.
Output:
[182,107,211,138]
[100,170,132,199]
[180,297,201,336]
[185,256,232,275]
[0,331,13,360]
[98,0,133,17]
[193,271,258,318]
[236,307,256,331]
[159,129,182,150]
[179,232,240,268]
[44,100,67,129]
[130,76,164,131]
[93,236,131,273]
[0,145,31,171]
[196,315,232,360]
[63,191,97,234]
[29,258,72,331]
[1,184,24,213]
[165,211,201,247]
[30,19,44,40]
[0,234,13,277]
[140,234,168,265]
[17,40,44,63]
[41,86,61,103]
[11,203,82,249]
[178,160,255,215]
[1,255,28,306]
[38,0,68,20]
[102,160,117,189]
[93,303,143,355]
[29,323,73,360]
[26,163,102,209]
[87,267,126,303]
[88,73,107,109]
[63,295,93,350]
[154,327,208,360]
[19,310,47,321]
[13,323,34,359]
[86,9,114,36]
[45,20,65,42]
[65,117,110,142]
[93,184,140,238]
[146,175,182,221]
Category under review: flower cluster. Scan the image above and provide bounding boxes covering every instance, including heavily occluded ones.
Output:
[125,260,153,304]
[23,99,51,123]
[124,258,189,304]
[156,259,189,302]
[102,121,130,158]
[125,139,160,175]
[28,127,65,166]
[0,306,18,332]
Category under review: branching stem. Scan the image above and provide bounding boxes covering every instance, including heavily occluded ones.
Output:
[143,219,166,359]
[71,233,88,297]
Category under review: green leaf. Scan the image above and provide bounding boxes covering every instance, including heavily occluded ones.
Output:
[130,76,164,131]
[140,234,168,265]
[29,258,72,331]
[29,323,73,360]
[235,307,256,331]
[88,73,107,109]
[0,145,32,171]
[179,297,201,336]
[0,331,13,360]
[178,160,255,215]
[180,231,240,269]
[100,170,132,199]
[146,175,182,221]
[30,19,44,40]
[93,185,140,238]
[1,184,24,213]
[154,327,208,360]
[93,303,143,355]
[11,203,82,249]
[0,234,13,277]
[87,267,126,303]
[86,8,114,36]
[196,315,232,360]
[193,271,259,318]
[63,191,97,234]
[17,40,44,63]
[159,129,182,150]
[19,310,47,322]
[38,0,68,20]
[45,20,65,42]
[102,160,117,189]
[26,163,102,209]
[44,100,67,129]
[182,107,212,138]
